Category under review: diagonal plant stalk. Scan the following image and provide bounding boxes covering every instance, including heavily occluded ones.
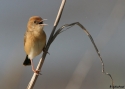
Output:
[26,0,114,89]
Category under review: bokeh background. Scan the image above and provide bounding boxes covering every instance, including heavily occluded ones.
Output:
[0,0,125,89]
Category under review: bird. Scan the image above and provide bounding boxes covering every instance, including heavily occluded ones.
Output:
[23,16,47,75]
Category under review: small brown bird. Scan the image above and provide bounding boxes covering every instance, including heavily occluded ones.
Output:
[23,16,47,74]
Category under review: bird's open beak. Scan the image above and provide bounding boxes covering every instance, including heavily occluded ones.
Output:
[42,19,47,22]
[41,24,48,25]
[39,19,48,25]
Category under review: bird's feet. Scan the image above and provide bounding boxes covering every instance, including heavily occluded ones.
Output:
[33,69,42,75]
[43,48,50,55]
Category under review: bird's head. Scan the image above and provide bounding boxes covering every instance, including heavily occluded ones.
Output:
[27,16,47,31]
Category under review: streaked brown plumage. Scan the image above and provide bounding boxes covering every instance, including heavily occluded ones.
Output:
[23,16,47,74]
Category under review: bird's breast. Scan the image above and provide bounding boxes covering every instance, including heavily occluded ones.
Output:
[24,31,46,59]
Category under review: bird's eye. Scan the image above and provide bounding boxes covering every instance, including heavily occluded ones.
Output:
[34,21,37,23]
[39,21,43,24]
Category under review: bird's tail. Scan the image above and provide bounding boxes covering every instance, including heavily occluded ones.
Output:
[23,55,31,66]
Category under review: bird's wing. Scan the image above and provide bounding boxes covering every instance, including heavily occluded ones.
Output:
[24,32,27,46]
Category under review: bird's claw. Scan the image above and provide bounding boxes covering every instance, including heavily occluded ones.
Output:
[43,48,50,55]
[33,70,42,75]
